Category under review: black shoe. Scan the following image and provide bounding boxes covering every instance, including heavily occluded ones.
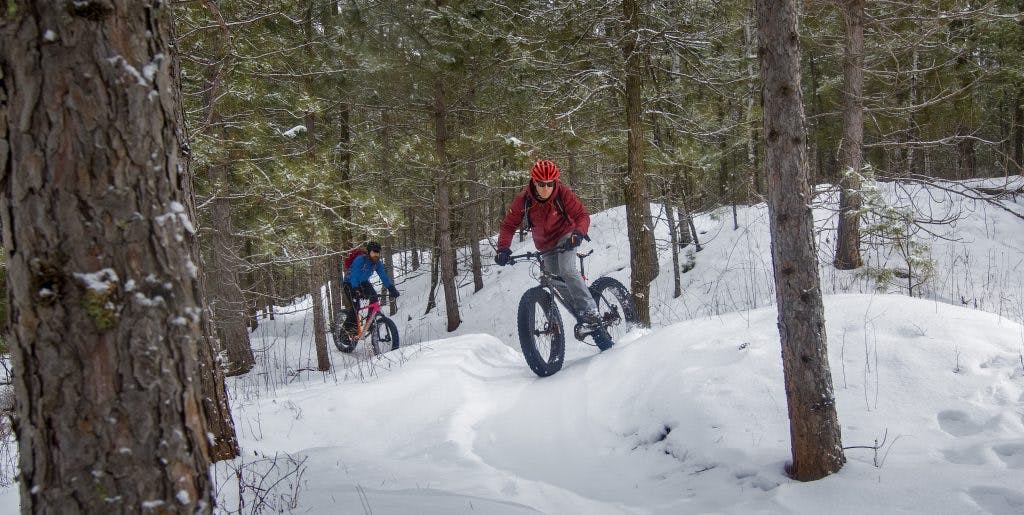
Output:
[578,310,602,328]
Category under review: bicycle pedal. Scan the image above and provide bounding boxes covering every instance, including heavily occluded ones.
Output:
[573,322,597,342]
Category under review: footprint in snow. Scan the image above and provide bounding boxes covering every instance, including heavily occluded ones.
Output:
[966,486,1024,515]
[992,443,1024,469]
[937,410,984,437]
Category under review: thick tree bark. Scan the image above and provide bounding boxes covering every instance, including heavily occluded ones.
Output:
[756,0,846,481]
[432,79,462,332]
[309,258,330,371]
[1,1,214,510]
[621,0,656,327]
[834,0,865,270]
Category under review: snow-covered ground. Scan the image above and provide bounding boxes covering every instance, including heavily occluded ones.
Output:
[1,177,1023,514]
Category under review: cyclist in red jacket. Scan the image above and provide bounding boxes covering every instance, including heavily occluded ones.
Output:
[494,159,600,326]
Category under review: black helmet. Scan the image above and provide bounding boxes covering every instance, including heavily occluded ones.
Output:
[366,241,382,253]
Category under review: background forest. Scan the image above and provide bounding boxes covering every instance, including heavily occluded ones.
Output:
[169,0,1023,373]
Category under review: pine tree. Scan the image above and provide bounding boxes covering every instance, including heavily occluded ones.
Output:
[755,0,846,481]
[2,1,214,509]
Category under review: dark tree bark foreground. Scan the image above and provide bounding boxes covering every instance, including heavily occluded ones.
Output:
[755,0,846,481]
[2,1,214,511]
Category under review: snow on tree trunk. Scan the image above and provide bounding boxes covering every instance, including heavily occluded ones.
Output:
[755,0,846,481]
[1,1,214,510]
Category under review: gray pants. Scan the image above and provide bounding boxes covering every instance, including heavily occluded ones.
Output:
[542,234,598,317]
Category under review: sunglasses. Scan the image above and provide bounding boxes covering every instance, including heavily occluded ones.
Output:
[534,180,556,188]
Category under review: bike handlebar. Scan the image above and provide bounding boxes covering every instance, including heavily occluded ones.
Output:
[508,247,594,265]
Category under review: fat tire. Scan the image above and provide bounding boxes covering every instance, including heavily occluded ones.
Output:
[590,277,641,323]
[332,323,357,353]
[517,286,565,377]
[589,276,640,351]
[372,316,401,355]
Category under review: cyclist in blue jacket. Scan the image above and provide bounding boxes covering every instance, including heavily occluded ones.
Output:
[343,241,399,334]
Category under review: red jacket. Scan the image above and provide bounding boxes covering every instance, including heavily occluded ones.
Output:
[497,182,590,252]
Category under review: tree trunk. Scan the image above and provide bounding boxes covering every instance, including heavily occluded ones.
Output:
[243,237,260,331]
[666,202,683,299]
[384,243,398,316]
[409,210,421,272]
[433,79,462,332]
[166,20,240,462]
[684,204,701,252]
[834,0,865,270]
[621,0,656,327]
[806,49,825,185]
[334,104,354,317]
[744,7,764,197]
[425,239,440,315]
[467,158,485,293]
[907,48,921,176]
[756,0,846,481]
[1014,88,1023,173]
[1,2,214,510]
[267,268,277,320]
[207,162,256,375]
[567,149,579,190]
[309,258,330,371]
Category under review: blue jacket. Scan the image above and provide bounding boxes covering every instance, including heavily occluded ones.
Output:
[346,254,394,289]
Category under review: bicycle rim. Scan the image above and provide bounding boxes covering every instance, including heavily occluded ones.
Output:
[590,277,639,344]
[517,287,565,377]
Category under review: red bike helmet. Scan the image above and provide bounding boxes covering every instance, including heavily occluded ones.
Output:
[530,159,560,182]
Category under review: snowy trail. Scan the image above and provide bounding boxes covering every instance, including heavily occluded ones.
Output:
[3,179,1022,514]
[215,293,1024,514]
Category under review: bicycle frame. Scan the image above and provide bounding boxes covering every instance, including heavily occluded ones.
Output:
[509,248,592,320]
[351,299,383,342]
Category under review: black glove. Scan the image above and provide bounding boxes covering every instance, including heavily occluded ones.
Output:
[387,285,400,298]
[494,248,512,266]
[566,230,589,249]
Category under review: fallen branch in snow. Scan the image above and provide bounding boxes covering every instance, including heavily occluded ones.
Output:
[843,428,902,468]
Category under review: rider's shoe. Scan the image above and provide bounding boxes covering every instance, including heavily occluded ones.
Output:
[578,310,602,328]
[343,324,358,340]
[573,310,604,342]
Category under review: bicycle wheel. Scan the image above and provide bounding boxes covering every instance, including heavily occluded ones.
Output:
[589,276,641,345]
[517,286,565,377]
[370,316,400,355]
[332,322,357,353]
